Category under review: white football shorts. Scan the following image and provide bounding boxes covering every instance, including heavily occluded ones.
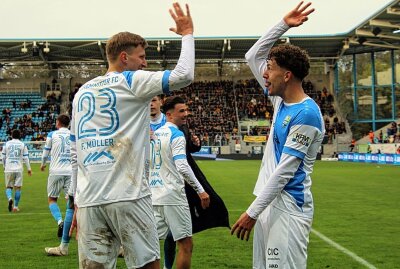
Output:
[253,205,312,269]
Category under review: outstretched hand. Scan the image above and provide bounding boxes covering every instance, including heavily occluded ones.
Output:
[231,212,257,241]
[284,1,314,27]
[169,2,193,36]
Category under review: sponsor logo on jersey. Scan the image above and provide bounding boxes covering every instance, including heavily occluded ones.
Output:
[83,150,114,165]
[59,158,71,164]
[282,115,291,127]
[149,178,163,187]
[268,248,279,256]
[292,132,311,146]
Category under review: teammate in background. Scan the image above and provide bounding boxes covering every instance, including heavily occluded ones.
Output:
[68,3,195,269]
[40,114,74,256]
[231,2,324,269]
[40,114,71,237]
[2,129,32,212]
[150,95,230,269]
[150,95,167,132]
[150,96,210,269]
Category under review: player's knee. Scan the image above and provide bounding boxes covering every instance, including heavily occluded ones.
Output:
[48,197,57,203]
[177,237,193,254]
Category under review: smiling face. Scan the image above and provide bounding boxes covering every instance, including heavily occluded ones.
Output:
[263,58,289,97]
[167,103,188,127]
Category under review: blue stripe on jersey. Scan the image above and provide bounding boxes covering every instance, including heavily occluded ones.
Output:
[169,126,184,143]
[44,147,51,151]
[173,154,186,161]
[150,114,167,132]
[283,146,305,159]
[284,162,306,208]
[122,71,135,88]
[70,134,76,142]
[162,70,171,95]
[47,131,54,138]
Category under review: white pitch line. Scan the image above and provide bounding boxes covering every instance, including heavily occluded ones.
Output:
[311,229,377,269]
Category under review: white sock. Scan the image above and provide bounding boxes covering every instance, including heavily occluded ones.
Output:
[60,242,69,250]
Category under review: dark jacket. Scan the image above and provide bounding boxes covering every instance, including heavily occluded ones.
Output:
[180,125,230,233]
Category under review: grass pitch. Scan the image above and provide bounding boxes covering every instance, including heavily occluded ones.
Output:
[0,161,398,268]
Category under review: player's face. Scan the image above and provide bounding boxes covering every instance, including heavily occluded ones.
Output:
[150,96,162,117]
[170,103,188,127]
[263,59,287,97]
[125,45,147,71]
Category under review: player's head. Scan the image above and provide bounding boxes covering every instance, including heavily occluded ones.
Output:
[106,32,148,71]
[263,44,310,96]
[163,96,188,127]
[11,129,21,139]
[150,95,164,118]
[56,114,70,129]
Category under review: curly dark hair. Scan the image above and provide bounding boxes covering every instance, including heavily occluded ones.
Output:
[268,44,310,80]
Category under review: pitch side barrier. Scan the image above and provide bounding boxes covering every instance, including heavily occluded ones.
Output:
[338,152,400,166]
[192,146,264,160]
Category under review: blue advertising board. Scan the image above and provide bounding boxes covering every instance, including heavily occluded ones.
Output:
[339,152,399,166]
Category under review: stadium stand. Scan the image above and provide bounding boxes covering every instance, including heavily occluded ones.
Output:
[0,92,60,149]
[163,78,347,148]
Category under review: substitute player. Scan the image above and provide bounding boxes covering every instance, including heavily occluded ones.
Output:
[68,3,195,269]
[40,114,74,256]
[2,129,32,212]
[150,96,210,269]
[231,2,324,269]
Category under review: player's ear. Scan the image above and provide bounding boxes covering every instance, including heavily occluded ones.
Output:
[284,71,292,82]
[120,51,128,64]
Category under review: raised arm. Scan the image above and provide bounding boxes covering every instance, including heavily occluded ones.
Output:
[245,1,314,93]
[245,21,289,91]
[168,3,195,91]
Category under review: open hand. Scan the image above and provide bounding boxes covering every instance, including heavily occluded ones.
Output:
[284,1,315,27]
[169,2,193,36]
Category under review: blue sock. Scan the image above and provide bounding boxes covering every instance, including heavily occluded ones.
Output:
[6,189,12,201]
[61,207,74,243]
[49,202,62,223]
[164,231,176,269]
[14,190,21,207]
